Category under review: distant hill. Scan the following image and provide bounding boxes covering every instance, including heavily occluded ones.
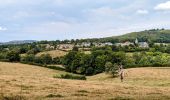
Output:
[1,40,36,45]
[109,29,170,43]
[77,29,170,43]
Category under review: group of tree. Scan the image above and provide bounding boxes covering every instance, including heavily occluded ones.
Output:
[63,47,126,75]
[62,46,170,76]
[0,49,62,66]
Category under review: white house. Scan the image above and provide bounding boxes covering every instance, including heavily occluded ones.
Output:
[104,42,113,46]
[139,42,149,48]
[45,44,55,50]
[76,42,91,47]
[57,44,74,50]
[115,41,134,47]
[81,42,91,47]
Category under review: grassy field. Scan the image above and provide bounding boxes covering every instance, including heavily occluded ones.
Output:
[36,50,68,58]
[0,62,170,100]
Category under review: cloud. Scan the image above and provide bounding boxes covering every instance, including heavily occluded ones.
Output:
[1,0,170,41]
[154,1,170,11]
[86,7,116,17]
[0,27,7,31]
[136,9,149,15]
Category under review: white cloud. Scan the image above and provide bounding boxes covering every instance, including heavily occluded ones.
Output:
[22,21,71,34]
[87,7,116,17]
[0,27,7,31]
[154,1,170,10]
[136,9,149,14]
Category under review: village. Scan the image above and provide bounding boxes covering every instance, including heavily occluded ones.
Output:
[43,38,150,51]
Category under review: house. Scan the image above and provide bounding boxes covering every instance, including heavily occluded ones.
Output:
[92,42,99,47]
[45,44,55,50]
[4,48,9,51]
[76,42,91,47]
[139,42,149,48]
[135,38,149,48]
[104,42,113,46]
[81,42,91,47]
[57,44,74,50]
[93,42,105,47]
[115,41,134,47]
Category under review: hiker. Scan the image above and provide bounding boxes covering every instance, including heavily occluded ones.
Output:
[119,64,124,82]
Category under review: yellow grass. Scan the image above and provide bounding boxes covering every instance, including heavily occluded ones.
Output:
[36,50,68,58]
[0,62,170,100]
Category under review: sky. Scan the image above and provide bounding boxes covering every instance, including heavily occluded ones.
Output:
[0,0,170,42]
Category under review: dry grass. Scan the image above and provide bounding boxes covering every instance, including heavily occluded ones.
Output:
[36,50,68,58]
[88,67,170,87]
[0,62,170,100]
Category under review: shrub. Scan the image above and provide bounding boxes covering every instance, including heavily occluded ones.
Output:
[6,51,20,62]
[21,54,35,63]
[47,66,65,71]
[85,67,94,75]
[105,62,119,77]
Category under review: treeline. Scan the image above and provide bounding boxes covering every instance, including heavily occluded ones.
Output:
[62,50,125,75]
[0,50,62,66]
[132,52,170,67]
[62,47,170,75]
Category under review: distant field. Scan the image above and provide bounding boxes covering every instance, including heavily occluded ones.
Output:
[36,50,68,58]
[0,62,170,100]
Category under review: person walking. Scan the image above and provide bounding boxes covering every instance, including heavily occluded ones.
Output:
[119,64,124,82]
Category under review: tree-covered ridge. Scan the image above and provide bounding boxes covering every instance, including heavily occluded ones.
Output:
[74,29,170,44]
[111,29,170,43]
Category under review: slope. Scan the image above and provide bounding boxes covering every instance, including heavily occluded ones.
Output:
[0,62,170,100]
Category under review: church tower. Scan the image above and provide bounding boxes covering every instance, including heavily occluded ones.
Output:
[135,38,138,44]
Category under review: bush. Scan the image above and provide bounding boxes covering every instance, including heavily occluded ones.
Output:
[85,67,94,75]
[47,66,65,71]
[0,53,6,60]
[53,57,62,64]
[105,62,119,77]
[40,54,53,64]
[54,73,86,80]
[21,54,35,63]
[6,51,20,62]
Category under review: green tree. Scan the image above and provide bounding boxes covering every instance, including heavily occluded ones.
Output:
[21,54,35,63]
[166,45,170,53]
[94,55,106,74]
[62,51,77,72]
[6,51,20,62]
[85,67,94,75]
[105,62,119,77]
[72,46,79,51]
[111,52,126,64]
[40,54,52,65]
[70,52,83,73]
